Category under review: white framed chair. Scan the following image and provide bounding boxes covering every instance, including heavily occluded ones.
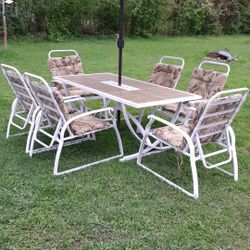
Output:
[48,50,102,100]
[48,49,110,116]
[1,64,40,153]
[154,60,231,122]
[137,88,248,199]
[135,56,185,128]
[149,55,185,89]
[24,72,124,176]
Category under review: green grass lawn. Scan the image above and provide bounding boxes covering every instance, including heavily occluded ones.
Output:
[0,35,250,249]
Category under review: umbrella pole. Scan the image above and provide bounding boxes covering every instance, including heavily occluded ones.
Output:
[117,0,124,129]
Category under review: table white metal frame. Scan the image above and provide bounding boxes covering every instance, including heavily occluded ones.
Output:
[54,73,201,161]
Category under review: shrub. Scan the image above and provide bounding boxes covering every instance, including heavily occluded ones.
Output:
[4,0,250,39]
[173,0,221,35]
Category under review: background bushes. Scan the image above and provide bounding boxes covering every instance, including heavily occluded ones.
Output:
[1,0,250,40]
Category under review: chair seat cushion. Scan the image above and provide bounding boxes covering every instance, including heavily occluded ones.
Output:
[69,112,110,135]
[52,80,97,97]
[149,63,182,88]
[162,103,190,116]
[61,86,97,97]
[67,87,97,97]
[48,55,84,77]
[152,125,191,149]
[188,68,227,99]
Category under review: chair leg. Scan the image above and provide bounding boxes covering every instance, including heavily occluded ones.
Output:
[53,139,64,176]
[54,122,123,176]
[189,150,199,199]
[137,132,199,199]
[136,108,145,133]
[113,118,124,156]
[29,111,42,157]
[103,98,110,119]
[26,107,39,154]
[6,98,18,139]
[228,126,238,181]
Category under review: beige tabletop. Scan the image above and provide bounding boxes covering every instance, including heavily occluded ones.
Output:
[55,73,201,109]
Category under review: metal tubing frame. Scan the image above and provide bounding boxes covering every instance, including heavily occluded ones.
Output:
[154,59,231,122]
[48,49,106,112]
[159,55,185,89]
[1,64,40,153]
[137,115,199,199]
[25,71,124,176]
[53,107,124,176]
[198,60,231,76]
[136,88,248,199]
[48,49,79,59]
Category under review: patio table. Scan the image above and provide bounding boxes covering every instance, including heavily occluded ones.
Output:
[54,73,201,161]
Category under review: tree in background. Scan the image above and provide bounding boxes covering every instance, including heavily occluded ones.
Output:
[3,0,250,40]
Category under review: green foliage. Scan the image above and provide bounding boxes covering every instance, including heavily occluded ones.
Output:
[173,0,220,35]
[3,0,250,39]
[95,0,119,34]
[125,0,164,36]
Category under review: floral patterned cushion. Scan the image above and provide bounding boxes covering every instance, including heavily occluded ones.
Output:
[153,95,242,148]
[6,70,33,112]
[149,63,182,88]
[52,88,70,120]
[69,112,109,135]
[53,89,108,135]
[29,82,62,125]
[153,125,191,149]
[189,95,242,144]
[188,68,228,99]
[48,55,84,77]
[49,56,97,97]
[60,86,96,97]
[162,103,190,116]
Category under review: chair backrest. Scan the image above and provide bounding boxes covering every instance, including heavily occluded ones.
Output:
[24,72,69,126]
[188,88,248,145]
[149,56,185,89]
[48,50,84,77]
[188,60,230,99]
[1,64,35,112]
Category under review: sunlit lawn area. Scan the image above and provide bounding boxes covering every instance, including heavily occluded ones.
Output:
[0,35,250,249]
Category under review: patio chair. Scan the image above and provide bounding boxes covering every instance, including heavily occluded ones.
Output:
[24,72,124,176]
[1,64,40,152]
[48,50,101,99]
[137,88,248,199]
[154,60,231,122]
[135,56,185,128]
[149,56,185,89]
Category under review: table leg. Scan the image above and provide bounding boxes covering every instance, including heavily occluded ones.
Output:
[171,102,182,124]
[116,104,164,161]
[136,108,145,133]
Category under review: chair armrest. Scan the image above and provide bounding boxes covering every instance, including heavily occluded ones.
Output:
[147,115,192,145]
[63,95,86,103]
[60,107,115,137]
[66,107,114,125]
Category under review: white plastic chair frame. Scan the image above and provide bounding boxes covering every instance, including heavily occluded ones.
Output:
[198,60,230,77]
[24,72,124,176]
[137,88,248,199]
[48,49,79,59]
[1,64,38,144]
[153,60,231,123]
